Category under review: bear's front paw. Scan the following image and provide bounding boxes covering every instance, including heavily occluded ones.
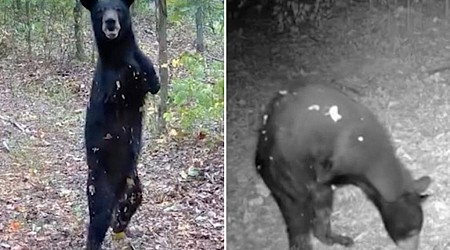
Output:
[143,73,160,95]
[317,233,354,247]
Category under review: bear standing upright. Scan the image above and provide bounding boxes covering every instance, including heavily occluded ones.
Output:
[80,0,160,249]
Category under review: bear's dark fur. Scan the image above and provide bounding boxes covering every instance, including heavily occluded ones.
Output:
[81,0,160,249]
[255,83,430,250]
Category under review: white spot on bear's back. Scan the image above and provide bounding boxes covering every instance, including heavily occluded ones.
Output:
[325,105,342,122]
[308,105,320,111]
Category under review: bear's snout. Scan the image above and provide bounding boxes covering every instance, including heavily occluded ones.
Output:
[102,10,121,39]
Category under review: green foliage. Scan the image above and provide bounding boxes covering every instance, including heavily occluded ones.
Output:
[0,0,87,60]
[164,52,224,135]
[167,0,223,35]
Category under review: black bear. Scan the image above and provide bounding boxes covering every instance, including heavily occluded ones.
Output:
[255,83,431,250]
[80,0,160,249]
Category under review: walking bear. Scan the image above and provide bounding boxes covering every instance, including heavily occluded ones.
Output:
[255,83,431,250]
[81,0,160,249]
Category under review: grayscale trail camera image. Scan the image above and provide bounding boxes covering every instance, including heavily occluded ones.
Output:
[226,0,449,249]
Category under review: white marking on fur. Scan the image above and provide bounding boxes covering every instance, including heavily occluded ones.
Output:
[88,185,95,196]
[325,105,342,122]
[262,114,268,125]
[92,147,99,152]
[358,136,364,142]
[278,90,288,95]
[116,81,121,89]
[121,94,125,100]
[308,105,320,111]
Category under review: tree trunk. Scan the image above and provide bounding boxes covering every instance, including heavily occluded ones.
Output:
[25,0,31,57]
[157,0,168,134]
[74,0,85,60]
[195,6,205,53]
[152,0,158,29]
[15,0,21,15]
[446,0,449,18]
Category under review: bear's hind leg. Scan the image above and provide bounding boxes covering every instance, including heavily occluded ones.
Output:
[271,190,313,250]
[259,166,314,249]
[112,170,143,235]
[311,184,353,246]
[86,168,118,250]
[256,138,313,249]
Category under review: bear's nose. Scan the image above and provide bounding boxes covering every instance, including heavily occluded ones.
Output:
[105,18,116,31]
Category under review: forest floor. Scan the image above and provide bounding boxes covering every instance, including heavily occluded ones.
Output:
[227,2,450,250]
[0,23,224,250]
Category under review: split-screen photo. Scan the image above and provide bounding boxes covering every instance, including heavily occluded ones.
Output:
[0,0,449,250]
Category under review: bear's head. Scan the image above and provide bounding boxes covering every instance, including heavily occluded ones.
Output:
[81,0,135,42]
[375,176,431,250]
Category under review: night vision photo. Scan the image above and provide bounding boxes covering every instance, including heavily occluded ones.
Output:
[227,0,449,249]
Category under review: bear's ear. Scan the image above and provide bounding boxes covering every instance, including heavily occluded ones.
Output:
[80,0,97,11]
[122,0,135,7]
[413,176,431,194]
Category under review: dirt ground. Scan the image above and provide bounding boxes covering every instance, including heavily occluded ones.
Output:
[0,35,224,250]
[227,2,450,250]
